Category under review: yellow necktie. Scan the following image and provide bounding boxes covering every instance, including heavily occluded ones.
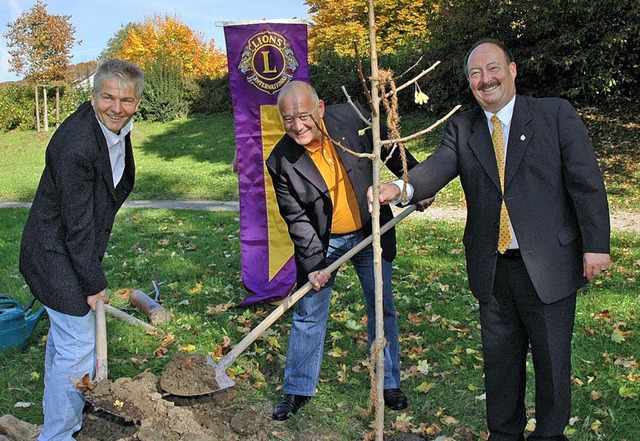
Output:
[491,115,512,253]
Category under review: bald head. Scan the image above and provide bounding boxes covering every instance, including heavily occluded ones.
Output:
[277,81,319,109]
[277,81,325,148]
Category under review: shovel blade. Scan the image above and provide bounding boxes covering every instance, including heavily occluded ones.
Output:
[207,355,235,392]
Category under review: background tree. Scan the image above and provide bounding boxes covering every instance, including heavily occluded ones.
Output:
[100,23,142,60]
[3,0,77,84]
[306,0,640,115]
[114,14,227,80]
[306,0,428,61]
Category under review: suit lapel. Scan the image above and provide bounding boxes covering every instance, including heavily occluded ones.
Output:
[92,116,118,200]
[467,109,502,191]
[284,136,328,195]
[505,96,532,188]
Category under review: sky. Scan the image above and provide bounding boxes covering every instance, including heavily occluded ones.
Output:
[0,0,311,83]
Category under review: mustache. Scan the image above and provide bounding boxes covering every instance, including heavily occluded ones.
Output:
[480,80,500,91]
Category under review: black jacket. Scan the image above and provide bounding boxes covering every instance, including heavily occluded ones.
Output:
[266,103,418,287]
[19,101,135,316]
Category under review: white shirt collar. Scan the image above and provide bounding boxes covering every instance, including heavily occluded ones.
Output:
[96,117,133,148]
[483,95,516,127]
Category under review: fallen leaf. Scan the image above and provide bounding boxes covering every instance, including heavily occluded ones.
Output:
[130,356,148,365]
[525,418,536,432]
[179,344,196,352]
[75,373,97,390]
[14,402,32,408]
[415,381,436,393]
[619,386,638,398]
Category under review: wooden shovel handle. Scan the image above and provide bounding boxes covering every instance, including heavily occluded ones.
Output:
[104,304,161,333]
[219,204,417,369]
[95,299,108,382]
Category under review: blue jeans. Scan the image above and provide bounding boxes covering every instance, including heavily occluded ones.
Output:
[283,230,401,396]
[39,307,95,441]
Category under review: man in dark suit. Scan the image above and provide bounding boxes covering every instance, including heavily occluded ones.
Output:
[19,59,144,441]
[265,81,420,420]
[371,39,610,440]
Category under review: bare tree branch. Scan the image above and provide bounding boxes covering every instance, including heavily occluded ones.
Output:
[381,104,463,145]
[384,60,442,98]
[311,113,375,160]
[354,41,374,114]
[395,56,423,80]
[341,86,373,127]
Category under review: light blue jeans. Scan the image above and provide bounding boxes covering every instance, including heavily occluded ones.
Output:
[283,230,401,396]
[39,307,95,441]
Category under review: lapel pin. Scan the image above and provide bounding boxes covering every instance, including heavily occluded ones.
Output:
[520,134,526,141]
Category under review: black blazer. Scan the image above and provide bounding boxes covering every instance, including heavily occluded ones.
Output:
[266,103,418,287]
[409,95,610,303]
[19,101,135,316]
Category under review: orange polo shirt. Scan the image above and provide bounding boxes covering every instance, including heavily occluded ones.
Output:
[305,128,362,234]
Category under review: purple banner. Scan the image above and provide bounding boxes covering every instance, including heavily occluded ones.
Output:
[224,21,308,307]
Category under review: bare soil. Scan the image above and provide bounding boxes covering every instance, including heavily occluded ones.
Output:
[70,352,425,440]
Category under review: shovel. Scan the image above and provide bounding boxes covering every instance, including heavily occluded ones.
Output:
[160,204,418,396]
[76,299,147,422]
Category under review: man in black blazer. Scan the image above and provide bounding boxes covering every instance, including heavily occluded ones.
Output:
[19,59,144,441]
[372,39,610,440]
[266,81,421,420]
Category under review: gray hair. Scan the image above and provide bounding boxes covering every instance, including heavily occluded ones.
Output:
[93,59,145,99]
[276,80,319,108]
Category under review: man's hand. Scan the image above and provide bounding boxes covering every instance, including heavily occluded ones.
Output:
[583,252,611,282]
[87,289,109,311]
[308,270,331,291]
[416,196,436,212]
[231,150,238,173]
[367,184,402,213]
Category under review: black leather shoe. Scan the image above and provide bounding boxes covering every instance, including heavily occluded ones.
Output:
[272,394,311,421]
[383,388,408,410]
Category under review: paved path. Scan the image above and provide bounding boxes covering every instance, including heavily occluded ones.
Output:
[1,200,637,233]
[0,200,239,211]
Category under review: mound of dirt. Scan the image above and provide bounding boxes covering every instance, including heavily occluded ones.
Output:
[159,352,222,396]
[3,352,428,440]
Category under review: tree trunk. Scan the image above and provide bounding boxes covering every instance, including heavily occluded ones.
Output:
[367,1,385,439]
[34,86,40,132]
[43,87,48,132]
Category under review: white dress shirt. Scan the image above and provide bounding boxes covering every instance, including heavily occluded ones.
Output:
[96,117,133,187]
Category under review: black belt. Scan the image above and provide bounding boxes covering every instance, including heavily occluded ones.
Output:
[499,249,521,258]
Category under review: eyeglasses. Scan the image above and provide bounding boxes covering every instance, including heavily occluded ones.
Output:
[282,112,313,126]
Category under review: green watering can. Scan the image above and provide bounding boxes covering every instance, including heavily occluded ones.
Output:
[0,294,46,350]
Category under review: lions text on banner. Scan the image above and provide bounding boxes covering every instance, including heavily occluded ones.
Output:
[223,20,309,306]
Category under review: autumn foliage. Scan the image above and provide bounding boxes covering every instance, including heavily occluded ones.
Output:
[115,14,227,80]
[307,0,428,60]
[3,0,77,84]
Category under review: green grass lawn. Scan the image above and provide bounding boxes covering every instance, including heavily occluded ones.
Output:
[0,207,638,440]
[0,112,239,202]
[0,110,638,439]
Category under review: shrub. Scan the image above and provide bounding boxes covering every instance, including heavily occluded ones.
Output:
[190,75,232,115]
[0,83,91,132]
[139,55,192,122]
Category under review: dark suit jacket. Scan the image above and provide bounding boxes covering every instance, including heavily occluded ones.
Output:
[19,101,135,316]
[266,103,418,287]
[409,95,610,304]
